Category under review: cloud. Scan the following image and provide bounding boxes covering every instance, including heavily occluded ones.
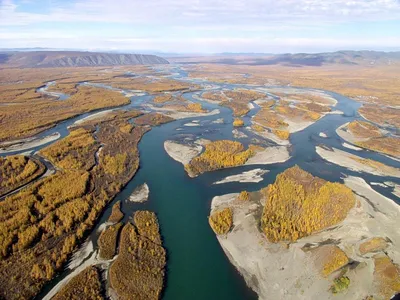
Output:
[1,0,400,26]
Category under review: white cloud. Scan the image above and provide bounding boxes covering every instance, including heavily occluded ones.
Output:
[1,0,400,26]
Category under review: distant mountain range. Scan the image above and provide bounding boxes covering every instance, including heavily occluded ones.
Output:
[171,50,400,66]
[0,51,169,68]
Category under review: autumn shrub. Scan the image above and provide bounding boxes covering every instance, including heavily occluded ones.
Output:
[98,223,123,260]
[261,166,355,242]
[153,94,174,103]
[187,102,205,112]
[0,156,45,196]
[347,120,382,138]
[52,266,103,300]
[359,237,388,255]
[209,208,233,235]
[109,211,166,300]
[252,124,265,132]
[102,153,127,176]
[330,276,350,293]
[273,129,290,140]
[185,140,254,176]
[238,191,250,201]
[373,254,400,299]
[233,118,245,127]
[356,137,400,158]
[108,201,124,223]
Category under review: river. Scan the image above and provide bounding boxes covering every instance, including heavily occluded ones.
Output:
[2,65,400,299]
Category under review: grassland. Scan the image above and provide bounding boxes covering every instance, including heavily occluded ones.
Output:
[261,166,355,242]
[185,140,255,177]
[0,156,45,197]
[52,266,103,300]
[109,211,166,300]
[0,109,171,299]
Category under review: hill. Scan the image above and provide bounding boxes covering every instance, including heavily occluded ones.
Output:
[0,51,169,68]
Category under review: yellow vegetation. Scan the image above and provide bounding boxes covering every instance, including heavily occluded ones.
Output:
[356,137,400,158]
[52,266,103,300]
[108,201,124,223]
[98,223,123,260]
[209,208,233,235]
[134,112,174,126]
[0,156,45,196]
[261,166,355,242]
[185,140,254,176]
[153,94,174,103]
[40,128,97,170]
[102,153,127,176]
[359,237,388,255]
[347,120,382,138]
[109,211,166,300]
[273,129,290,140]
[238,191,250,201]
[373,254,400,299]
[233,118,245,127]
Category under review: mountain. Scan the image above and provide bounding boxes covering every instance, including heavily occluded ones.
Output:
[0,51,169,68]
[171,50,400,66]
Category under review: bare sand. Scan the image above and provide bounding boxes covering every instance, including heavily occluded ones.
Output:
[246,146,290,165]
[164,140,203,165]
[214,169,269,184]
[210,176,400,300]
[342,142,363,151]
[127,183,149,203]
[319,132,328,138]
[316,146,400,178]
[0,132,60,154]
[73,109,115,126]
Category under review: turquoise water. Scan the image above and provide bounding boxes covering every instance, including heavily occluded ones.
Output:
[6,66,400,299]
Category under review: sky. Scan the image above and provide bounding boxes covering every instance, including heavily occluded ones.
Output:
[1,0,400,53]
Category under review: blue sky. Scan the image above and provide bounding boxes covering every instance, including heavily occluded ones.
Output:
[1,0,400,53]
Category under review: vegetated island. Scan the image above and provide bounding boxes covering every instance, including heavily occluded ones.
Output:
[316,145,400,178]
[209,166,400,299]
[336,121,400,160]
[164,139,290,177]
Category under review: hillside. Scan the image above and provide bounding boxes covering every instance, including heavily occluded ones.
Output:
[0,51,169,68]
[171,50,400,66]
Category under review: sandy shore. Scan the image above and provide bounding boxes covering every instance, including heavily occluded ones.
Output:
[164,140,203,165]
[128,183,149,203]
[146,104,220,120]
[0,132,60,154]
[214,169,269,184]
[73,109,115,126]
[232,129,248,139]
[247,125,290,146]
[210,176,400,300]
[336,122,369,144]
[316,146,400,178]
[342,142,362,151]
[246,146,290,165]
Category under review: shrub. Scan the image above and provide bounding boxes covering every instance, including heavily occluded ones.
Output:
[330,276,350,293]
[209,208,233,235]
[238,191,250,201]
[233,118,245,127]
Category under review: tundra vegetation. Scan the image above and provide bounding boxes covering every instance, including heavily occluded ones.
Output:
[261,166,355,242]
[184,140,257,176]
[0,111,171,299]
[0,156,45,197]
[373,254,400,299]
[109,211,166,300]
[52,266,103,300]
[359,237,389,255]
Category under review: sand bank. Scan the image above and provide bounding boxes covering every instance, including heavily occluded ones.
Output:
[164,140,203,165]
[214,169,269,184]
[0,132,60,154]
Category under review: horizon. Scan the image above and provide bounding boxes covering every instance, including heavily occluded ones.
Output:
[1,0,400,53]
